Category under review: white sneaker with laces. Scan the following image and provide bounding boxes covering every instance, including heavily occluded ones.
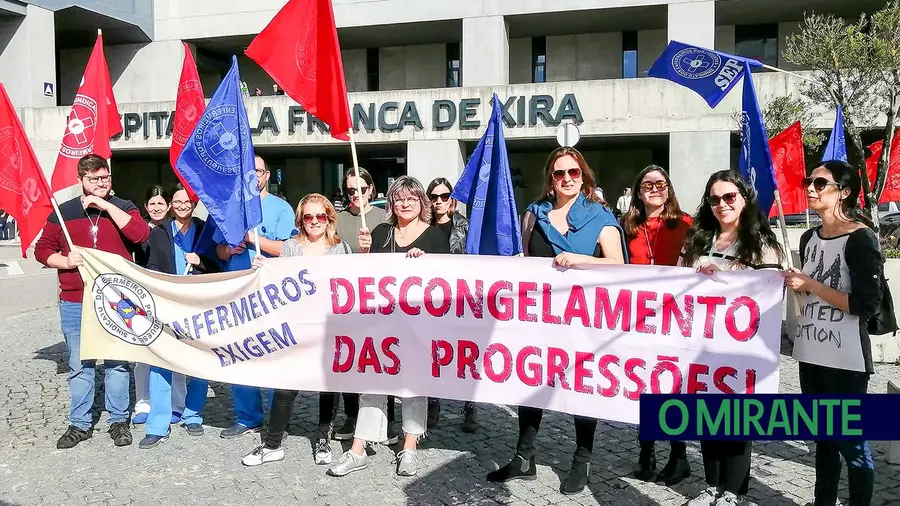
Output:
[241,445,285,466]
[396,448,418,477]
[713,491,756,506]
[684,486,722,506]
[327,450,368,477]
[314,438,333,465]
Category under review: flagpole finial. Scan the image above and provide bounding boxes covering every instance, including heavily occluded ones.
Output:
[97,28,102,36]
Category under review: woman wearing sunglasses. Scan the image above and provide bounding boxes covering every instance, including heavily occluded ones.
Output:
[242,193,352,467]
[425,177,477,432]
[620,165,693,485]
[680,170,784,506]
[488,147,627,495]
[784,161,879,506]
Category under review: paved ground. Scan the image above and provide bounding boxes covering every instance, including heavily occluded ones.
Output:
[1,243,899,506]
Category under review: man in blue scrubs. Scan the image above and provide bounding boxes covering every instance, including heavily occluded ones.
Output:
[216,155,297,438]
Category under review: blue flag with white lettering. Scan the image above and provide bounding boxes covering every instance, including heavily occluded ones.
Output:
[176,56,262,247]
[821,105,848,162]
[739,62,778,216]
[451,93,522,256]
[648,40,763,108]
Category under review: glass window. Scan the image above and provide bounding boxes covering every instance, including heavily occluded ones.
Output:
[622,31,638,79]
[735,24,779,68]
[446,42,461,87]
[366,48,379,92]
[532,36,546,83]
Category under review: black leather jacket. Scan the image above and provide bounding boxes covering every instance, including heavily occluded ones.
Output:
[449,211,469,254]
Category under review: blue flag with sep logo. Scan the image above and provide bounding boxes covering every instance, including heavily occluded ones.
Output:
[451,93,522,256]
[821,105,848,163]
[176,56,262,247]
[648,40,763,108]
[739,62,778,215]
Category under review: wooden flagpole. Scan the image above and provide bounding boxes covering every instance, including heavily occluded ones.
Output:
[347,128,367,231]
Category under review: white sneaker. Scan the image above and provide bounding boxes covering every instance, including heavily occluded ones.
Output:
[326,450,368,477]
[713,491,756,505]
[396,448,418,477]
[241,445,285,466]
[684,486,722,506]
[314,438,333,465]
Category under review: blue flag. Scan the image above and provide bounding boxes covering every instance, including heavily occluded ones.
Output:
[648,40,763,108]
[176,56,262,247]
[451,93,522,256]
[739,62,778,216]
[821,105,848,162]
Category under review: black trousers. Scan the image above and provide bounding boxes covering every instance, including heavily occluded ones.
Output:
[799,362,874,506]
[341,392,360,419]
[264,389,342,449]
[700,440,751,495]
[516,405,597,459]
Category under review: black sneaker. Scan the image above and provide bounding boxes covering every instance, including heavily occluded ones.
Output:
[462,403,477,433]
[486,454,537,483]
[138,434,168,449]
[333,418,356,441]
[183,423,204,436]
[109,422,133,447]
[384,424,399,445]
[56,425,91,449]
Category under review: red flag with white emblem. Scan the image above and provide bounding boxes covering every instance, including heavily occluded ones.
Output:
[50,33,121,192]
[0,84,54,257]
[245,0,351,141]
[169,42,204,201]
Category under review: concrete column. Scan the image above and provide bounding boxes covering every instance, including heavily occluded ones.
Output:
[669,131,731,212]
[0,5,56,108]
[407,139,465,188]
[667,1,715,47]
[462,16,509,87]
[284,158,323,203]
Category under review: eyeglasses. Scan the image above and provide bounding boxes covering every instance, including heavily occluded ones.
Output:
[801,177,842,192]
[430,192,451,203]
[302,213,328,224]
[640,181,668,192]
[346,186,369,197]
[393,196,420,207]
[707,192,739,207]
[84,175,111,184]
[171,200,192,208]
[552,168,582,181]
[255,168,269,175]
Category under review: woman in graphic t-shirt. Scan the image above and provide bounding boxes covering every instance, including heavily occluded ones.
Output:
[784,160,880,506]
[679,170,784,506]
[620,165,692,486]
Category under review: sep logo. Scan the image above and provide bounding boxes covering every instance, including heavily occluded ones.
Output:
[471,135,494,210]
[92,273,163,346]
[193,104,247,175]
[672,48,722,80]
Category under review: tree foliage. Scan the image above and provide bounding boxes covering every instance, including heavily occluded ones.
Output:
[783,1,900,222]
[761,95,826,149]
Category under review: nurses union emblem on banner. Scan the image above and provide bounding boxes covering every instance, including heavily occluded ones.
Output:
[295,19,317,80]
[0,126,22,193]
[60,94,99,159]
[92,273,164,346]
[173,79,204,145]
[194,104,246,175]
[672,47,722,80]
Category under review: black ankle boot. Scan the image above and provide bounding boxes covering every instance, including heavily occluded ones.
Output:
[656,442,690,486]
[486,454,536,483]
[462,403,477,433]
[634,441,657,481]
[560,448,591,495]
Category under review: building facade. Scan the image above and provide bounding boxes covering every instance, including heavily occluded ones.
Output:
[0,0,887,214]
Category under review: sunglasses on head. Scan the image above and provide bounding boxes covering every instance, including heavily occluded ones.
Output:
[707,192,738,207]
[552,168,582,181]
[430,192,451,203]
[346,186,369,197]
[640,181,668,192]
[801,177,842,192]
[302,213,328,224]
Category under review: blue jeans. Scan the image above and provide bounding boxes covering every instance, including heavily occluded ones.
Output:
[181,377,209,426]
[59,301,130,431]
[146,366,172,437]
[232,385,274,428]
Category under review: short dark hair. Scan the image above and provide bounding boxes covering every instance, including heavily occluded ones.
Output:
[78,154,109,178]
[343,166,374,191]
[145,184,169,204]
[170,182,195,201]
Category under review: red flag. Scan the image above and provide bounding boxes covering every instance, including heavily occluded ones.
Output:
[51,33,121,192]
[866,129,900,203]
[245,0,351,141]
[0,84,54,257]
[768,122,807,218]
[169,42,204,201]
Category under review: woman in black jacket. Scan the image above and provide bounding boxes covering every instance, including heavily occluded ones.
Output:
[138,183,219,449]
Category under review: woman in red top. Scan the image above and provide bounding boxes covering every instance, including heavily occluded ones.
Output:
[620,165,692,486]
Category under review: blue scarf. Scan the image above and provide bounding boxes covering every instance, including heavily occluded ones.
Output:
[527,194,628,260]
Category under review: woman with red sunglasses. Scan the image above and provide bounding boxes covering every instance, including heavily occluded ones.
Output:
[488,147,627,495]
[621,165,693,486]
[241,193,352,468]
[679,170,784,506]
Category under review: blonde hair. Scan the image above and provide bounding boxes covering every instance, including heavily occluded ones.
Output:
[293,193,340,247]
[385,175,432,224]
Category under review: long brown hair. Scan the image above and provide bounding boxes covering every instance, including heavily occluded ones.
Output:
[621,165,685,239]
[540,147,603,204]
[293,193,341,247]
